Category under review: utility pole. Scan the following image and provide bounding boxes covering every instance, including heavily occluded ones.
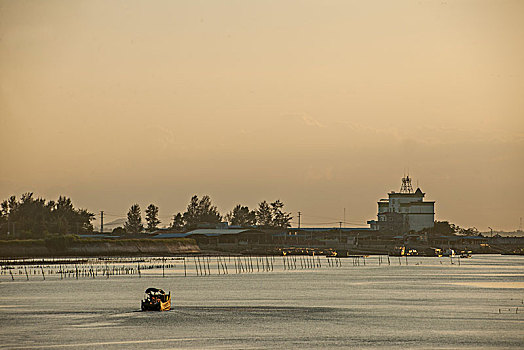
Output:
[100,211,104,233]
[339,221,343,244]
[343,208,346,228]
[519,217,523,232]
[488,226,493,237]
[298,212,301,229]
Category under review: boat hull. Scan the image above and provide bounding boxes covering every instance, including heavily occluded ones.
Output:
[141,295,171,311]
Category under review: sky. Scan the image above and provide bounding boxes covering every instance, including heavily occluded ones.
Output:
[1,0,523,231]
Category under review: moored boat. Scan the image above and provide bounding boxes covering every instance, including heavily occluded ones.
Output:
[459,250,472,258]
[442,248,456,257]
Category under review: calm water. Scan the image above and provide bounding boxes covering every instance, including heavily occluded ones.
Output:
[0,255,523,349]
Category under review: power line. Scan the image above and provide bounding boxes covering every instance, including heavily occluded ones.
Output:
[102,212,124,217]
[300,213,342,221]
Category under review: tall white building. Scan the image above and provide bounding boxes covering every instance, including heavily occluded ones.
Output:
[368,176,435,233]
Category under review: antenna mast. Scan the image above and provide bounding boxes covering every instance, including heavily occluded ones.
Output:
[400,175,414,193]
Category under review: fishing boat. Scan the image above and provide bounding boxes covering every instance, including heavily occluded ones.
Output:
[442,248,456,257]
[141,288,171,311]
[459,250,472,258]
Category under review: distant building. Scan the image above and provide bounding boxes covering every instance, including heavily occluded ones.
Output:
[152,228,268,246]
[368,176,435,233]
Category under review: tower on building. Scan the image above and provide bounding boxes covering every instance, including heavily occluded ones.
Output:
[367,176,435,233]
[400,175,414,194]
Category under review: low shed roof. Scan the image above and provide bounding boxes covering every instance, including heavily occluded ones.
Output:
[152,228,262,239]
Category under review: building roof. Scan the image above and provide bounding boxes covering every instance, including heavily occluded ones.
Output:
[188,228,259,236]
[290,227,370,232]
[388,191,424,197]
[152,233,190,239]
[152,228,262,239]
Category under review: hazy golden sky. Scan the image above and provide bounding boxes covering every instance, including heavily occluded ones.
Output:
[1,0,523,231]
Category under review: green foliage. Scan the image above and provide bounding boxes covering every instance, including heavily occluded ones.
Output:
[226,205,256,227]
[255,200,292,229]
[255,201,273,227]
[112,226,126,235]
[270,200,292,229]
[124,204,144,234]
[182,195,222,229]
[423,221,480,237]
[171,213,184,230]
[0,192,293,239]
[0,193,94,238]
[423,221,457,235]
[457,226,480,236]
[44,234,79,252]
[145,203,161,232]
[0,239,45,247]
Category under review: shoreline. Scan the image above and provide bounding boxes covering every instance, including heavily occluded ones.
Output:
[0,238,200,259]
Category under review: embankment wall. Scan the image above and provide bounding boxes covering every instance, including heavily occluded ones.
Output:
[0,239,200,258]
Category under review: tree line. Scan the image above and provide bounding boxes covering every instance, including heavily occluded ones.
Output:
[120,195,292,234]
[0,193,292,238]
[0,193,94,238]
[422,221,481,236]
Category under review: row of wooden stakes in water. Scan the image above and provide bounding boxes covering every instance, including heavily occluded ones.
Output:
[1,264,142,280]
[498,307,520,314]
[281,255,342,270]
[0,254,461,281]
[0,255,344,280]
[192,255,344,276]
